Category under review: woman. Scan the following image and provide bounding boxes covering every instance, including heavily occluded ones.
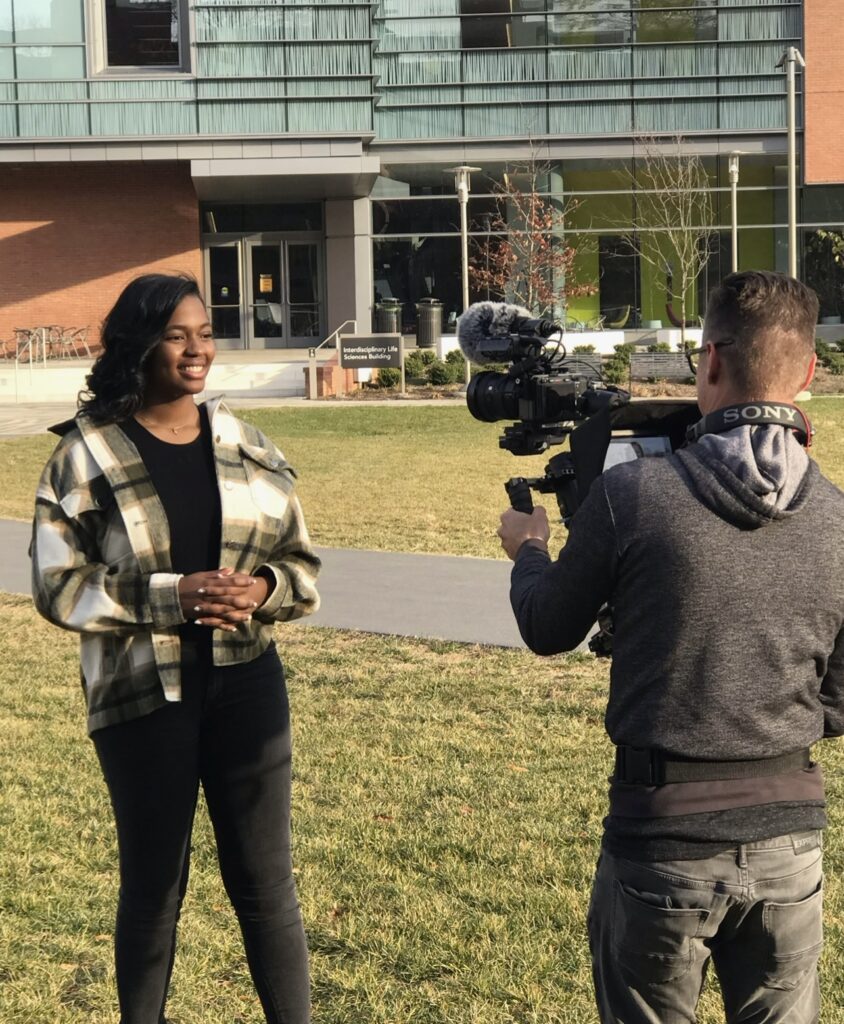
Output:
[31,273,320,1024]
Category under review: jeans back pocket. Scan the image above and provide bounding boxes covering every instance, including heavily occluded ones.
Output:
[762,880,823,991]
[613,880,710,984]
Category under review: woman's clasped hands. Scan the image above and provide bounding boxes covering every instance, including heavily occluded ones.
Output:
[178,567,270,631]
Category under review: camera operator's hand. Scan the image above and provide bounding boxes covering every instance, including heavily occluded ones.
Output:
[498,507,550,561]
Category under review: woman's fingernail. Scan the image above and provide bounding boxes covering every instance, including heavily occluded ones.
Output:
[193,605,202,612]
[198,587,206,594]
[251,601,258,607]
[195,619,204,626]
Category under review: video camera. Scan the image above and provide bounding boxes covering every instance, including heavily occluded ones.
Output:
[458,302,700,658]
[458,300,700,522]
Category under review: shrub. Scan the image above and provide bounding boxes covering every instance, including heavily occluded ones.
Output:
[816,339,833,360]
[572,343,596,354]
[815,339,844,374]
[470,361,507,376]
[419,349,437,365]
[445,348,465,365]
[647,341,672,353]
[825,352,844,375]
[426,359,454,386]
[599,342,635,385]
[403,351,426,380]
[375,366,401,388]
[602,356,629,385]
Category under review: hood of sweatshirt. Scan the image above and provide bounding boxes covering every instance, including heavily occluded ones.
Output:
[674,423,818,528]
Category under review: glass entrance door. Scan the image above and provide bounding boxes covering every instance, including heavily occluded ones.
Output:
[207,243,244,349]
[205,235,323,349]
[287,243,322,340]
[245,237,323,348]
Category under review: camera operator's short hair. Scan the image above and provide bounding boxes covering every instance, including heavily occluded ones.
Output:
[703,271,818,396]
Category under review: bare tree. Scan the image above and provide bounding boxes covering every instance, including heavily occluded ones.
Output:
[622,136,716,346]
[469,161,596,321]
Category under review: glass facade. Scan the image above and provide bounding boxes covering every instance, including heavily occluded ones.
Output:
[0,0,374,138]
[0,0,803,142]
[372,154,844,332]
[2,2,843,335]
[373,0,800,140]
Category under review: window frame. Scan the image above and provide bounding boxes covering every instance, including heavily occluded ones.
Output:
[85,0,193,77]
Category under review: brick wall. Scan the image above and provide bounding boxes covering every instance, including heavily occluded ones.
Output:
[804,0,844,184]
[0,162,202,345]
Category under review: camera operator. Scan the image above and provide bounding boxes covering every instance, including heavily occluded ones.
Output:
[497,271,843,1024]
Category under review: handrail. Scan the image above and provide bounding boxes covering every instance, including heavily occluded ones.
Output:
[14,338,34,366]
[12,331,47,403]
[14,328,48,369]
[314,320,357,353]
[307,320,358,400]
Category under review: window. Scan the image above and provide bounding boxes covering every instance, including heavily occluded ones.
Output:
[201,203,324,234]
[2,0,87,79]
[92,0,188,72]
[635,3,716,44]
[461,0,547,49]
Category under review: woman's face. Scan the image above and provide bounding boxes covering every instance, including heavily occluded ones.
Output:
[143,295,216,404]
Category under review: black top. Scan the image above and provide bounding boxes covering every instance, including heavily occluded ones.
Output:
[120,404,222,665]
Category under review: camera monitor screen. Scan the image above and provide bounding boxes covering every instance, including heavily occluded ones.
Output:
[603,434,673,472]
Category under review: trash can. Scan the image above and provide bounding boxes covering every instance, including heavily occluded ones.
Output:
[375,300,402,334]
[415,297,443,349]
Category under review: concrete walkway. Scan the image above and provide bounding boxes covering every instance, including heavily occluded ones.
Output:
[0,399,571,651]
[0,519,526,649]
[0,396,464,438]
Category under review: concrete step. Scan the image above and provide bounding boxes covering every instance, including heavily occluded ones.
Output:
[0,351,338,404]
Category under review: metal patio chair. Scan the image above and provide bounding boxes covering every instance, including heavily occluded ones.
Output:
[53,326,92,358]
[605,305,631,329]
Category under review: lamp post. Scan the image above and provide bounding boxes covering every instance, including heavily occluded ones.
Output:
[775,47,806,279]
[448,164,481,385]
[728,151,745,274]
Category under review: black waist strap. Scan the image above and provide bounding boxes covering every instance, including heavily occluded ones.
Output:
[614,746,811,786]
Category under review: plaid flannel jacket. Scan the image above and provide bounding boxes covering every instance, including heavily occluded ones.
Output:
[31,397,321,733]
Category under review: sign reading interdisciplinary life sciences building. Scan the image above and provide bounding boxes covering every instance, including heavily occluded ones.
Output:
[339,334,403,369]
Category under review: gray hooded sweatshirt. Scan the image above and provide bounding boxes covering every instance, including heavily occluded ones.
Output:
[511,423,844,859]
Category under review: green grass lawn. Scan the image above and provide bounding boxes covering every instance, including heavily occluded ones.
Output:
[2,396,843,559]
[2,595,843,1024]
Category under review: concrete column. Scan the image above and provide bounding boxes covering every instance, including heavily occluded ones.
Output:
[325,198,373,335]
[548,166,567,322]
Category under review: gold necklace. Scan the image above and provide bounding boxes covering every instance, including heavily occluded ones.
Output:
[136,410,199,435]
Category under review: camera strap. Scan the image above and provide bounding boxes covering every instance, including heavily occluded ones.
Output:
[686,402,812,448]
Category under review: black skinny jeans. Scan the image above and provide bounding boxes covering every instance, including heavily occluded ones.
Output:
[92,644,310,1024]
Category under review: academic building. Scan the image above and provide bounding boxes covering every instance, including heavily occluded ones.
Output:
[1,1,843,382]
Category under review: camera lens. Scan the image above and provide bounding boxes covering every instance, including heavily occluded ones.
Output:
[466,371,522,422]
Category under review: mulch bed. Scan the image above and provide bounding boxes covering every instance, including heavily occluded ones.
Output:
[631,364,842,399]
[324,367,842,403]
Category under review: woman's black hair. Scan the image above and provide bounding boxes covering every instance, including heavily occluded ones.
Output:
[78,273,204,424]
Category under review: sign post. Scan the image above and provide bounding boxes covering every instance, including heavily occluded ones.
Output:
[339,333,405,395]
[307,347,317,401]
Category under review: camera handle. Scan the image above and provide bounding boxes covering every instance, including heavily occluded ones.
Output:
[505,477,534,514]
